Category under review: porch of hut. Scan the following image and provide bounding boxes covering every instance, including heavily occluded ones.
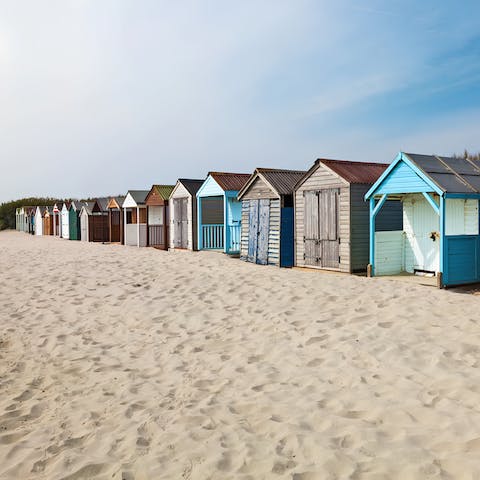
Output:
[122,190,149,247]
[145,185,174,250]
[197,172,250,254]
[107,197,125,244]
[238,168,306,267]
[366,152,480,288]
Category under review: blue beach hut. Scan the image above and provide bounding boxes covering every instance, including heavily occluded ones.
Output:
[365,152,480,287]
[197,172,250,254]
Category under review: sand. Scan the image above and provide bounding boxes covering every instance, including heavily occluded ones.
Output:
[1,230,480,479]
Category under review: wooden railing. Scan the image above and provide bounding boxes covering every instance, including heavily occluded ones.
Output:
[148,225,165,246]
[202,224,224,249]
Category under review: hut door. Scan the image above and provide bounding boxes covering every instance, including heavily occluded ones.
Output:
[304,191,321,266]
[248,199,270,264]
[180,198,188,248]
[174,198,188,248]
[318,189,339,268]
[257,199,270,265]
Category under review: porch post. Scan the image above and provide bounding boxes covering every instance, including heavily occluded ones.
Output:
[123,207,127,245]
[369,197,375,276]
[439,195,445,288]
[224,194,228,253]
[197,197,202,250]
[137,207,140,247]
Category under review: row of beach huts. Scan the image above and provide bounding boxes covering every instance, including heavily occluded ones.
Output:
[15,152,480,288]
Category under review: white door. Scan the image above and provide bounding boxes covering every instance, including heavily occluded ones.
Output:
[80,214,88,241]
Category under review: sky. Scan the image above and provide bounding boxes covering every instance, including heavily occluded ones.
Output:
[0,0,480,201]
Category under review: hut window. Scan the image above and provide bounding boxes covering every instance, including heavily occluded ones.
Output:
[139,208,147,224]
[445,199,479,235]
[127,210,133,224]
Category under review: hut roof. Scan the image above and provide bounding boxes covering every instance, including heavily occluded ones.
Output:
[178,179,204,196]
[401,153,480,193]
[94,197,110,212]
[252,168,307,197]
[209,172,250,191]
[320,159,389,184]
[150,185,175,200]
[107,196,125,209]
[126,190,149,205]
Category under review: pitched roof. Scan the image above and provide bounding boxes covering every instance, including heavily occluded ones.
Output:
[320,159,389,184]
[94,197,110,212]
[257,168,307,195]
[209,172,250,191]
[107,196,125,209]
[178,179,204,196]
[151,185,175,200]
[127,190,149,205]
[403,153,480,194]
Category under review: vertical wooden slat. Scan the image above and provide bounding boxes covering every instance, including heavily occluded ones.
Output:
[257,199,270,265]
[248,200,259,262]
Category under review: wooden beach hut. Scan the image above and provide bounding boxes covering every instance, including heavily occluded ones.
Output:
[365,152,480,288]
[107,196,125,244]
[25,207,36,234]
[238,168,306,267]
[145,185,175,249]
[34,207,45,236]
[79,202,93,242]
[122,190,149,247]
[169,179,204,251]
[294,159,402,272]
[90,197,110,242]
[68,201,83,241]
[43,207,54,235]
[52,203,62,237]
[61,202,71,239]
[15,208,21,231]
[197,172,250,254]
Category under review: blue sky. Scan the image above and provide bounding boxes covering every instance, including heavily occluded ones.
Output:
[0,0,479,201]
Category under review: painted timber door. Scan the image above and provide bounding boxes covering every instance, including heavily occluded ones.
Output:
[173,198,188,248]
[304,189,339,268]
[247,199,270,264]
[318,188,339,268]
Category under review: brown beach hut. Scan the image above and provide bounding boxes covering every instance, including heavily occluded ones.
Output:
[145,185,175,249]
[107,196,125,244]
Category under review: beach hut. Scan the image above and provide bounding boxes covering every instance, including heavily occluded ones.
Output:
[294,159,402,272]
[122,190,149,247]
[68,201,83,241]
[197,172,250,254]
[52,203,62,237]
[238,168,306,267]
[145,185,175,249]
[169,179,204,251]
[34,207,44,236]
[43,207,54,235]
[15,208,21,231]
[107,196,125,244]
[25,207,36,234]
[61,202,71,239]
[365,152,480,288]
[89,197,110,242]
[79,202,93,242]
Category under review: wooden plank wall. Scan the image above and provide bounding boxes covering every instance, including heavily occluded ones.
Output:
[295,164,350,272]
[267,199,280,266]
[242,177,275,200]
[240,200,249,260]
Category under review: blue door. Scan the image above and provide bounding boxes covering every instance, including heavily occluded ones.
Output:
[280,207,294,267]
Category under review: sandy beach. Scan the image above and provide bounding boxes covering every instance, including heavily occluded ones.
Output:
[1,230,480,479]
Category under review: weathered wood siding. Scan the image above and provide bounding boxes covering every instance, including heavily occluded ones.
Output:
[267,199,280,265]
[170,182,195,250]
[295,164,350,271]
[240,198,281,266]
[242,177,276,200]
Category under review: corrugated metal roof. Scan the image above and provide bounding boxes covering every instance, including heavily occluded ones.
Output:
[257,168,307,195]
[320,159,389,184]
[405,153,480,193]
[209,172,250,191]
[178,179,204,196]
[128,190,149,205]
[151,185,175,200]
